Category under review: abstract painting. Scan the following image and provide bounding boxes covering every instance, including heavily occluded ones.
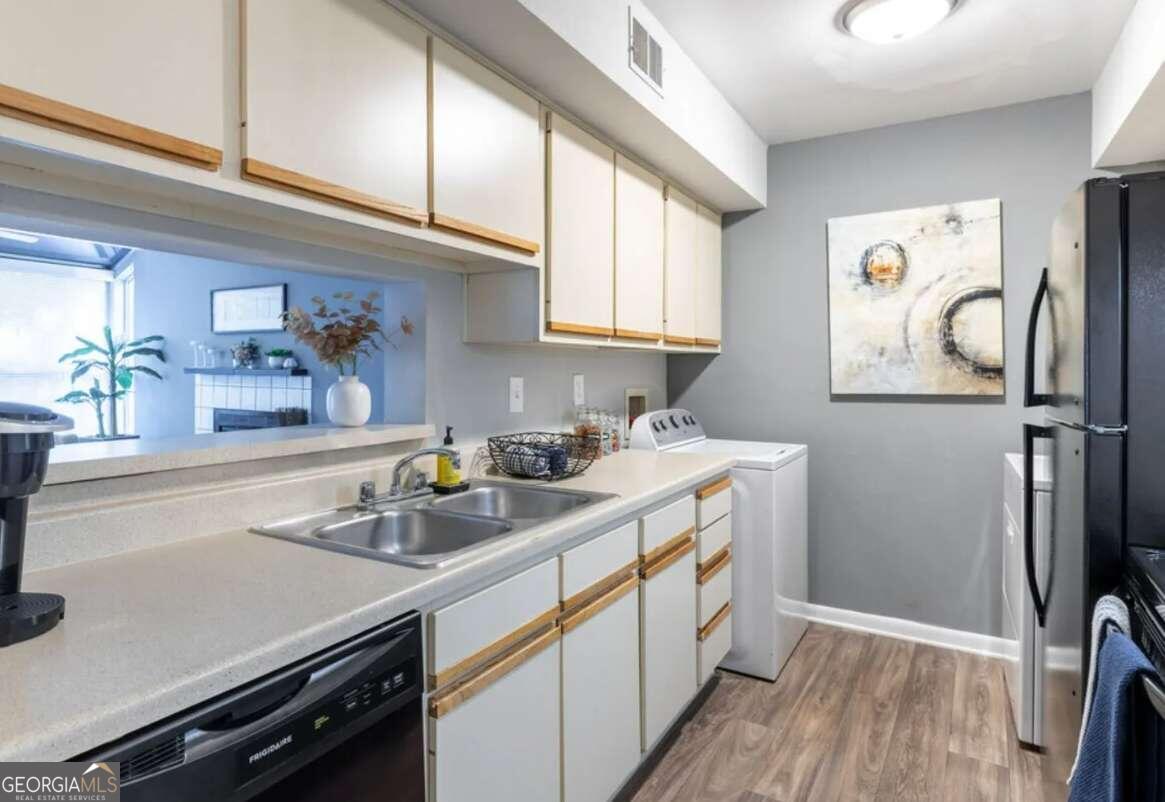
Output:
[827,199,1003,396]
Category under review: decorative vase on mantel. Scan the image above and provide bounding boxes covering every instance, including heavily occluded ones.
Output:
[326,375,372,427]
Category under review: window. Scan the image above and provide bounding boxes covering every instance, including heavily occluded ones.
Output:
[0,262,113,438]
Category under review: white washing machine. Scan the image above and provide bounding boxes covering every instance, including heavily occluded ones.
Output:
[629,409,808,681]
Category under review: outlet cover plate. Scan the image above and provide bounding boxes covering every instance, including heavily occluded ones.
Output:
[509,376,524,413]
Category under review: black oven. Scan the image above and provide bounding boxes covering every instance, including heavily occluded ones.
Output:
[1124,548,1165,800]
[84,613,424,802]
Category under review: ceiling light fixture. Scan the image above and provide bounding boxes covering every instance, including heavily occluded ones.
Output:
[843,0,956,44]
[0,229,39,244]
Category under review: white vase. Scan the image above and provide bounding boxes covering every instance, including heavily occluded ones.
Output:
[327,375,371,427]
[267,356,283,368]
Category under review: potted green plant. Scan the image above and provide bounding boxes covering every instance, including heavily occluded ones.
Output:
[56,326,166,439]
[266,348,293,369]
[231,337,260,369]
[282,291,412,426]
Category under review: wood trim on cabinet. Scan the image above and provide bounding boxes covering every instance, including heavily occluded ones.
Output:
[0,83,223,170]
[546,320,616,337]
[663,334,697,346]
[640,527,696,567]
[697,542,732,574]
[561,559,639,614]
[429,625,561,718]
[430,212,540,255]
[560,574,638,634]
[640,537,695,581]
[240,158,429,225]
[696,476,732,500]
[698,601,732,642]
[427,605,559,690]
[696,546,731,585]
[613,327,663,342]
[695,338,721,347]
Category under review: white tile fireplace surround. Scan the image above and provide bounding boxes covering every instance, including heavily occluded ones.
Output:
[193,373,313,434]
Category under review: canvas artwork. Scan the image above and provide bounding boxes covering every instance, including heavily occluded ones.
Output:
[827,199,1004,396]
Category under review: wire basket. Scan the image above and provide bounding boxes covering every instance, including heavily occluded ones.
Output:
[486,432,599,480]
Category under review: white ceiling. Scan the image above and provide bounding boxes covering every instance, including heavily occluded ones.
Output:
[643,0,1136,144]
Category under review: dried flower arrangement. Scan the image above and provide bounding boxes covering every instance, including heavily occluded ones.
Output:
[282,291,413,375]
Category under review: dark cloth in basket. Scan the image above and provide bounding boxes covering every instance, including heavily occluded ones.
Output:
[497,443,570,479]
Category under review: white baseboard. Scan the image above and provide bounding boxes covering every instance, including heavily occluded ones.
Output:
[798,602,1019,661]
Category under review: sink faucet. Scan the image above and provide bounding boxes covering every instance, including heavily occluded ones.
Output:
[358,447,462,508]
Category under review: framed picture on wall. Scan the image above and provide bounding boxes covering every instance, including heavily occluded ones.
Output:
[211,284,287,334]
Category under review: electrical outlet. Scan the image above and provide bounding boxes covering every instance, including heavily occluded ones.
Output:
[573,373,585,406]
[509,376,524,413]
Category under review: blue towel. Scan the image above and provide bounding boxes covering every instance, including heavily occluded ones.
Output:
[1069,629,1158,802]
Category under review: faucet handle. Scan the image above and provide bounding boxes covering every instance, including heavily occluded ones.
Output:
[359,480,376,504]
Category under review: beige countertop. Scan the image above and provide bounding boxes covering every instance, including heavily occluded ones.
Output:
[2,449,734,762]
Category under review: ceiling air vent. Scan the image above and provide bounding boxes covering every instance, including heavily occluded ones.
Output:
[628,9,663,95]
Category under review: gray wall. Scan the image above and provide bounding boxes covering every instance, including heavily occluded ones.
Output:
[669,93,1103,637]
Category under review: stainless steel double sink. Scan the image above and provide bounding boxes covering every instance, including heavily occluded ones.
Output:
[252,481,615,569]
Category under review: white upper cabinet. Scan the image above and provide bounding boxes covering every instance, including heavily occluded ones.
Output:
[241,0,429,224]
[695,205,723,347]
[614,154,665,343]
[546,113,615,337]
[664,188,699,346]
[0,0,223,170]
[430,39,543,257]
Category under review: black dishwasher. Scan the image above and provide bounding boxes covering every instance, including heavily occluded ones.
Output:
[83,612,424,802]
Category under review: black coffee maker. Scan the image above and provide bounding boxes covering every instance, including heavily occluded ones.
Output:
[0,401,72,647]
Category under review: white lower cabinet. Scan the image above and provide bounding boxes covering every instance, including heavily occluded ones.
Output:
[640,542,698,750]
[562,584,641,802]
[428,630,561,802]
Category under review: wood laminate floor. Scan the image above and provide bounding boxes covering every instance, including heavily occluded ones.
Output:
[631,625,1067,802]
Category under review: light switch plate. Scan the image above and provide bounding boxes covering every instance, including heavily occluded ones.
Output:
[573,373,585,406]
[509,376,524,413]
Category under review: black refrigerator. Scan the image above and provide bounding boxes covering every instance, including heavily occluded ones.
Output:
[1022,171,1165,778]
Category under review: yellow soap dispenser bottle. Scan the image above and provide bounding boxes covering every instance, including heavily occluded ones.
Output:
[434,426,467,493]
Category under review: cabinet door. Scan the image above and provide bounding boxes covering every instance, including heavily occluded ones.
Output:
[640,541,697,750]
[664,188,699,346]
[546,113,615,337]
[614,154,665,343]
[0,1,222,169]
[561,577,641,802]
[241,0,429,225]
[695,205,723,347]
[430,39,543,256]
[429,629,561,802]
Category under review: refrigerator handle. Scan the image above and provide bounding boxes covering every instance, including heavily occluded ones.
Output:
[1023,423,1054,628]
[1024,268,1051,407]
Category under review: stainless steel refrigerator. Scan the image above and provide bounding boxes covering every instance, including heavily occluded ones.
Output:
[1022,172,1165,776]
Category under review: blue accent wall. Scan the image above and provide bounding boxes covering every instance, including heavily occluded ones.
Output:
[130,250,390,440]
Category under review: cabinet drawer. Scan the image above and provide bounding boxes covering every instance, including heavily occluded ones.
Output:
[561,521,638,605]
[428,557,558,688]
[698,606,732,686]
[696,514,731,567]
[640,495,696,558]
[696,476,732,529]
[698,551,732,628]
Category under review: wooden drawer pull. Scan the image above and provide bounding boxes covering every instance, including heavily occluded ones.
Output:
[641,527,696,567]
[695,338,721,347]
[0,83,223,170]
[613,327,662,342]
[696,476,732,500]
[560,574,638,634]
[428,605,559,690]
[546,320,616,337]
[241,158,429,226]
[697,546,731,585]
[561,560,639,614]
[429,625,561,718]
[664,334,697,346]
[641,537,695,580]
[430,212,540,255]
[698,601,732,642]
